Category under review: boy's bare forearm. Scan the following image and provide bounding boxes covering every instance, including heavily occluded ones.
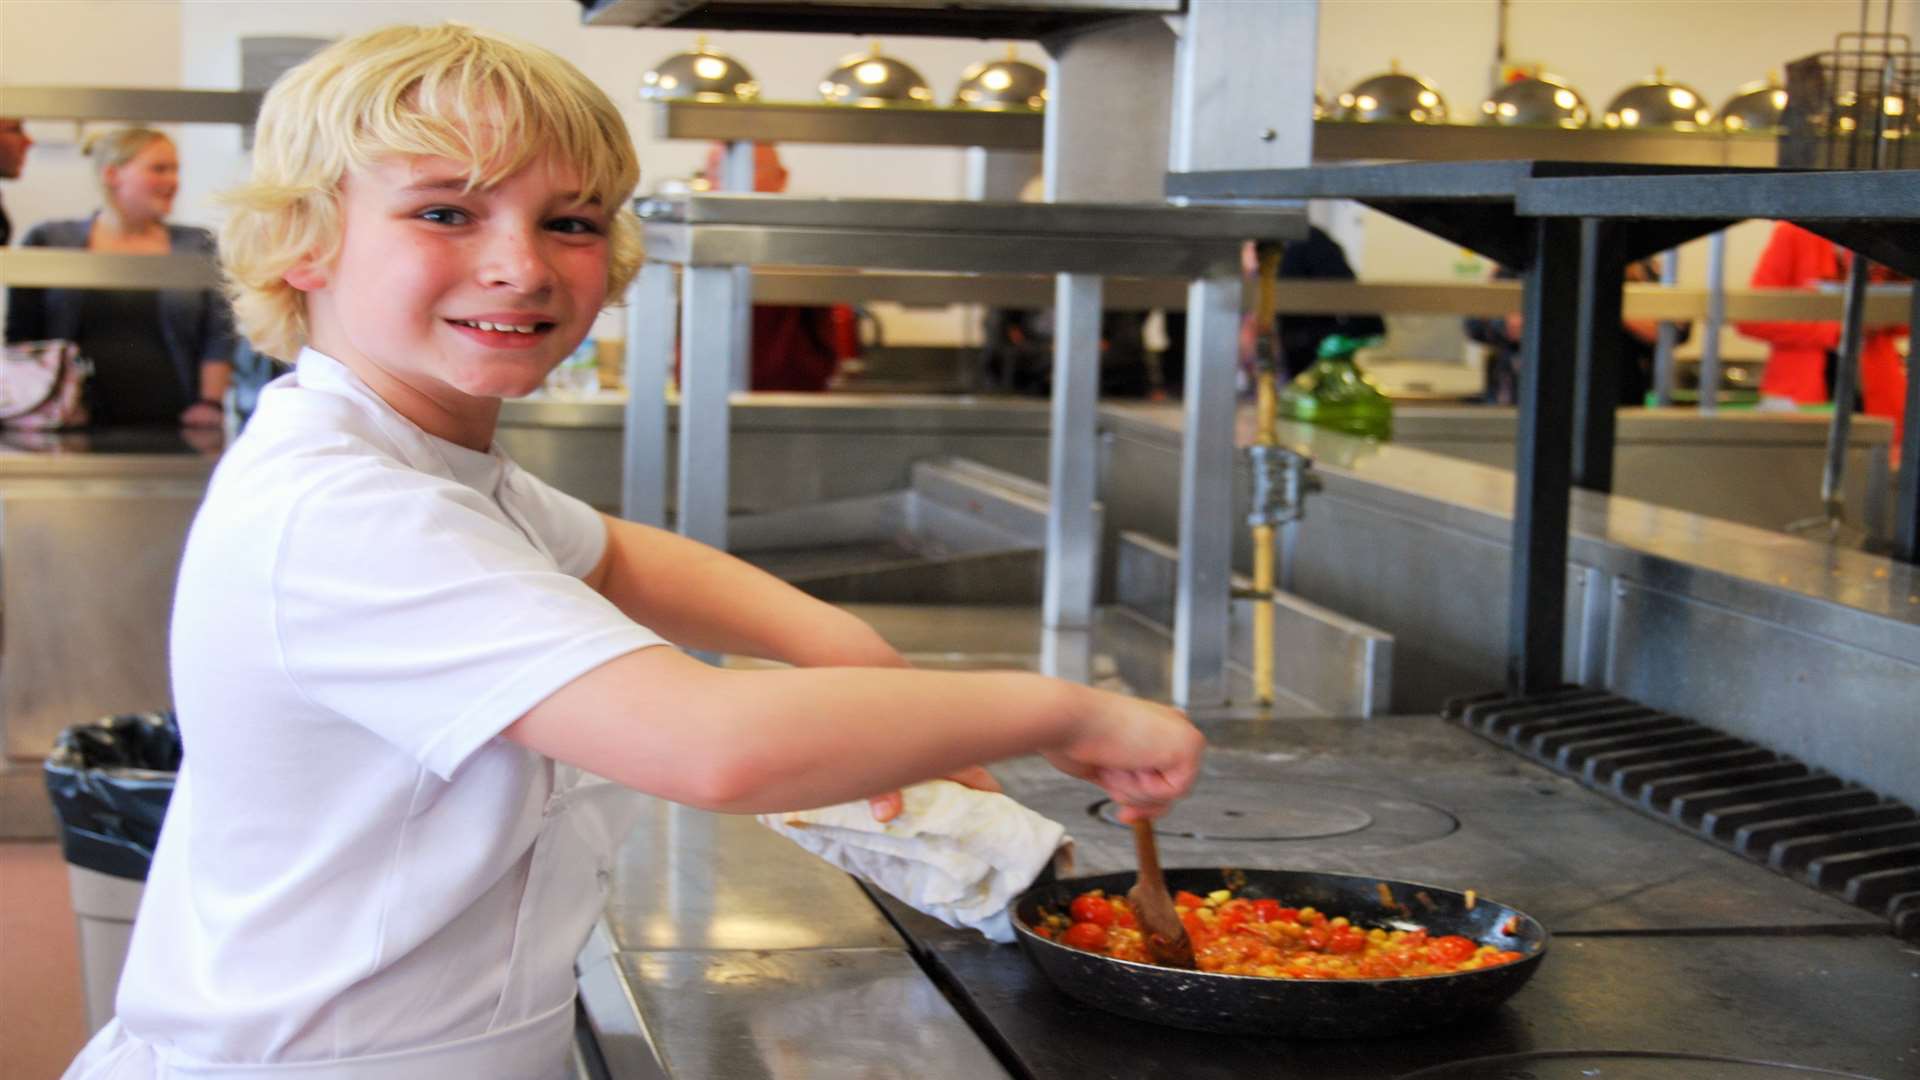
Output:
[593,514,898,666]
[507,648,1079,813]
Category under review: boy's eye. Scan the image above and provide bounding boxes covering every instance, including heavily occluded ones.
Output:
[548,216,604,236]
[417,207,471,226]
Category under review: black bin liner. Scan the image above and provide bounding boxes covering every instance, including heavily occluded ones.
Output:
[43,711,181,881]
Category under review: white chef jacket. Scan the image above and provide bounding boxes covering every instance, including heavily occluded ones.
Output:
[72,348,667,1073]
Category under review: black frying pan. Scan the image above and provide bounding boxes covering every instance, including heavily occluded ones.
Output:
[1010,867,1548,1039]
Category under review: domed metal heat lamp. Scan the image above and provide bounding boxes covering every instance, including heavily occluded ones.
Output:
[1717,74,1788,132]
[820,43,934,108]
[640,39,760,103]
[955,47,1047,111]
[1336,61,1448,124]
[1603,68,1713,131]
[1481,72,1589,128]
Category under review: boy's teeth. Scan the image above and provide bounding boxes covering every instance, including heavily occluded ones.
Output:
[460,319,538,334]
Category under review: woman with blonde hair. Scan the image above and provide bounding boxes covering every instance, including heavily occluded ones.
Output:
[4,127,235,427]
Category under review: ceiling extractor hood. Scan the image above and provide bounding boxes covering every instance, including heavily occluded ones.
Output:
[577,0,1181,39]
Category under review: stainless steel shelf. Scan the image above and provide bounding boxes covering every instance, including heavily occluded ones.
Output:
[579,0,1177,38]
[652,100,1783,166]
[1314,122,1779,168]
[0,249,222,290]
[0,86,261,125]
[636,193,1302,273]
[744,269,1909,321]
[654,100,1043,150]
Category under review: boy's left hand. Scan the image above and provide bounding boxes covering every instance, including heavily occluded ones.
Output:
[867,765,1002,823]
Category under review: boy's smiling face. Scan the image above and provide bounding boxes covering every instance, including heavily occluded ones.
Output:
[294,153,611,444]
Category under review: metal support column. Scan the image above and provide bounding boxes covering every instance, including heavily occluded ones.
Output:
[1571,218,1622,492]
[621,261,676,528]
[679,265,736,550]
[1172,269,1243,708]
[1896,284,1920,563]
[1651,248,1680,406]
[1044,273,1102,629]
[1699,230,1728,415]
[1509,217,1584,694]
[1822,253,1872,526]
[723,140,756,393]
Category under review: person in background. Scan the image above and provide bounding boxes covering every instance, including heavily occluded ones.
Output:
[701,140,849,391]
[0,116,31,244]
[1158,226,1382,398]
[62,25,1200,1077]
[4,127,235,428]
[1465,258,1676,406]
[1736,221,1907,441]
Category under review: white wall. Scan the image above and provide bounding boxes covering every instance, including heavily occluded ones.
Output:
[3,0,1913,351]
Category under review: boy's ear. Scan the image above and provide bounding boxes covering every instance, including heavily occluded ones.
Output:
[283,258,328,292]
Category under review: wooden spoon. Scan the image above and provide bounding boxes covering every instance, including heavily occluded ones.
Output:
[1126,819,1196,969]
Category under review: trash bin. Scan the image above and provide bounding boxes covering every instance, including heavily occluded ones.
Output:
[42,711,181,1035]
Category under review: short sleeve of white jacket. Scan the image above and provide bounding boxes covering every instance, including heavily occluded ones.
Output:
[274,454,665,780]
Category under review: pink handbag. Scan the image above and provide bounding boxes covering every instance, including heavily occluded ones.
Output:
[0,340,91,430]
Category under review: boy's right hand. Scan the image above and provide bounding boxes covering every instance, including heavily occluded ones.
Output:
[1042,686,1204,823]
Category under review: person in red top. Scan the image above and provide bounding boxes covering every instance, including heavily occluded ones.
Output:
[700,141,853,391]
[1737,221,1907,443]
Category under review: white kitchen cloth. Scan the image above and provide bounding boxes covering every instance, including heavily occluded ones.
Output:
[758,779,1071,943]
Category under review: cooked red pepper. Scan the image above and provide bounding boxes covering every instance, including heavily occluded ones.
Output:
[1033,888,1526,980]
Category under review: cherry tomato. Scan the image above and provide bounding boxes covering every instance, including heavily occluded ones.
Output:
[1031,924,1055,940]
[1427,935,1476,965]
[1181,912,1207,940]
[1303,925,1332,949]
[1174,891,1207,910]
[1062,921,1108,950]
[1070,895,1116,927]
[1216,899,1253,932]
[1114,909,1138,929]
[1251,899,1284,923]
[1359,957,1399,979]
[1327,927,1366,954]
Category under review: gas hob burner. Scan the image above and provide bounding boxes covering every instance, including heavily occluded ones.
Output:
[1091,778,1458,846]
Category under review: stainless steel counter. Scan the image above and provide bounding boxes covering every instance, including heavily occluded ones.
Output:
[578,604,1914,1078]
[577,795,1011,1080]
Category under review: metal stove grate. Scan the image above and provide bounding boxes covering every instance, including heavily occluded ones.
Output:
[1443,688,1920,940]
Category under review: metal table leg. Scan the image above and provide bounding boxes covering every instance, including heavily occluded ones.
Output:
[1509,218,1583,695]
[1572,218,1622,493]
[1651,247,1680,406]
[723,140,756,393]
[1172,267,1243,708]
[1821,254,1871,528]
[621,261,676,528]
[1044,272,1102,630]
[1896,285,1920,563]
[678,265,737,550]
[1699,230,1728,416]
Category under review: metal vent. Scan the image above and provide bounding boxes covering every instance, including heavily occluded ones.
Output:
[1444,688,1920,940]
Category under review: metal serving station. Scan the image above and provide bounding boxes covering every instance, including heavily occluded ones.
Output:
[1166,158,1920,919]
[560,2,1920,1079]
[624,194,1303,701]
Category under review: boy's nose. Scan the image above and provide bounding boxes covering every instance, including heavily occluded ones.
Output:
[479,228,555,293]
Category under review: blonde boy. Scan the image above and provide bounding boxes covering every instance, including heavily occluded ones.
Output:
[63,25,1201,1079]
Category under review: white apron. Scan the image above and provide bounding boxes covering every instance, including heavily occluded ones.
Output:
[64,767,642,1080]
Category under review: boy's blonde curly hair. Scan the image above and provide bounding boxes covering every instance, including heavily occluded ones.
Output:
[220,24,643,360]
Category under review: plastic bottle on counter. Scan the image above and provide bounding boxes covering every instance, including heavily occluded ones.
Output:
[542,338,601,399]
[1278,333,1393,441]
